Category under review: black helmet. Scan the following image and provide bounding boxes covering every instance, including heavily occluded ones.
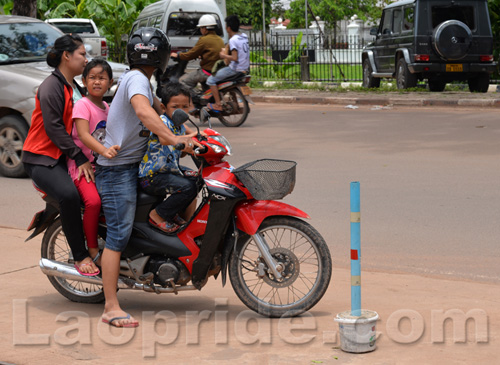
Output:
[127,27,171,73]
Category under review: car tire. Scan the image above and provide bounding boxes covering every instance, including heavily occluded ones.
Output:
[432,20,472,61]
[468,73,490,93]
[0,115,28,178]
[428,78,447,92]
[396,58,417,89]
[362,58,380,88]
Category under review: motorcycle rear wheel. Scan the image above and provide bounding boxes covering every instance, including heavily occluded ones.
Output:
[217,88,249,127]
[229,216,332,317]
[41,218,105,303]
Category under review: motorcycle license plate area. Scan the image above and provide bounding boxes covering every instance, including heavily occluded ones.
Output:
[446,64,463,72]
[240,85,252,95]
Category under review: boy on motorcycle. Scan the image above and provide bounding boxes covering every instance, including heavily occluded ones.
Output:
[206,15,250,112]
[170,14,224,89]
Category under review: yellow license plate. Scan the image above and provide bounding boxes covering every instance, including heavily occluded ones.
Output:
[446,64,463,72]
[240,85,252,95]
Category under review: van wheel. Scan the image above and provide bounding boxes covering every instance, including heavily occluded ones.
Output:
[428,78,446,92]
[396,58,417,89]
[468,74,490,93]
[362,58,380,88]
[0,115,28,178]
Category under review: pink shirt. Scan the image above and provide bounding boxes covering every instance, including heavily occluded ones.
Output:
[67,97,109,181]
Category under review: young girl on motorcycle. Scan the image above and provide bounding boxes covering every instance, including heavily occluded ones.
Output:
[138,82,200,233]
[68,59,120,270]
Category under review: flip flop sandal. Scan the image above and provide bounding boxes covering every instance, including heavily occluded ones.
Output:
[207,103,222,113]
[102,313,139,328]
[74,262,100,276]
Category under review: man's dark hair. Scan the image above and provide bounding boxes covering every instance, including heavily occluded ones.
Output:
[225,15,240,32]
[83,58,113,80]
[160,82,191,105]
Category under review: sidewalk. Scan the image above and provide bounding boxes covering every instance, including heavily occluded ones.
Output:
[0,226,498,365]
[252,86,500,108]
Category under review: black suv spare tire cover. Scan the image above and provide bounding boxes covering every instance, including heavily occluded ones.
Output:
[432,20,472,60]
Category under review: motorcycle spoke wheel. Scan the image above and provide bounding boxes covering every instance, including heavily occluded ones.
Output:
[229,217,332,317]
[217,88,249,127]
[41,218,104,303]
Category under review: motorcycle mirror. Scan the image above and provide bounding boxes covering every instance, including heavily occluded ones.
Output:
[171,109,190,127]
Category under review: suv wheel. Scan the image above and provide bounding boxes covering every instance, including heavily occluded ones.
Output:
[428,78,447,92]
[396,58,417,89]
[362,58,380,88]
[432,20,472,61]
[0,115,28,178]
[468,73,490,93]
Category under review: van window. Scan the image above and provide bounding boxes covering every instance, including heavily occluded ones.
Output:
[431,5,475,29]
[138,18,148,28]
[150,16,162,28]
[48,22,94,34]
[167,12,223,37]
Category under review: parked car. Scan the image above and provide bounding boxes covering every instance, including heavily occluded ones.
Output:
[45,18,108,59]
[0,15,126,178]
[362,0,497,92]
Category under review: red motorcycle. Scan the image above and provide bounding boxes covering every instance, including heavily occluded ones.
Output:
[27,110,332,318]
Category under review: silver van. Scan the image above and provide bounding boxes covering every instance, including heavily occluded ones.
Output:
[131,0,228,53]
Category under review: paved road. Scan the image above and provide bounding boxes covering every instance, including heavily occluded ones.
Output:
[2,103,499,283]
[1,102,499,364]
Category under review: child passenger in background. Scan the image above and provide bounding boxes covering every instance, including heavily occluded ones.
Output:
[138,82,200,233]
[67,59,120,271]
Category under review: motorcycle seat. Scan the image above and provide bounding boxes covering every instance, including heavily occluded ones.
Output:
[216,72,246,84]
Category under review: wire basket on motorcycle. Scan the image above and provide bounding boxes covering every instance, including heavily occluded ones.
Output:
[233,159,297,200]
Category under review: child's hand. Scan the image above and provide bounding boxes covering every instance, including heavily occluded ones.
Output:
[77,161,95,183]
[103,145,120,159]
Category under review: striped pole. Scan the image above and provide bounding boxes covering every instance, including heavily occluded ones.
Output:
[350,182,361,316]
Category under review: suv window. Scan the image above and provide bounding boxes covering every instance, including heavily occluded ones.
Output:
[403,7,414,31]
[393,9,403,34]
[432,5,475,29]
[167,12,223,37]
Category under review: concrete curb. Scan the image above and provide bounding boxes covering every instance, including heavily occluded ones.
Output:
[252,94,500,108]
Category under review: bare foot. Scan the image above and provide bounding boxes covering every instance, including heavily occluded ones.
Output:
[101,310,139,328]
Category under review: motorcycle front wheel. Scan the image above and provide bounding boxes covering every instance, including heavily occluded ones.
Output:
[41,218,105,303]
[229,216,332,317]
[217,88,249,127]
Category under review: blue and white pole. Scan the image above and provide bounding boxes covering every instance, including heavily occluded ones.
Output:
[350,182,361,316]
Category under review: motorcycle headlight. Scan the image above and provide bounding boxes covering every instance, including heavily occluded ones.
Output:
[210,135,232,155]
[207,143,226,154]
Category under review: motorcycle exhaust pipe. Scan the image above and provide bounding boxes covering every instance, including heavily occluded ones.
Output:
[39,258,197,293]
[39,258,131,289]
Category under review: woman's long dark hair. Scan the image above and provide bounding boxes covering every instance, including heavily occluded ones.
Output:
[46,34,84,68]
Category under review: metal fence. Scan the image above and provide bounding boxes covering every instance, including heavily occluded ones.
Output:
[248,30,369,83]
[247,30,500,84]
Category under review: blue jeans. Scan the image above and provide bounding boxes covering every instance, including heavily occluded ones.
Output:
[95,163,138,252]
[206,66,241,86]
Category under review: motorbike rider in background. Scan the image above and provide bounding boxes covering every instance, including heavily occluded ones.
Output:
[170,14,224,89]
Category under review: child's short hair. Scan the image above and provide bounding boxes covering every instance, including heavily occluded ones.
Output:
[83,58,113,80]
[225,15,240,32]
[160,82,191,105]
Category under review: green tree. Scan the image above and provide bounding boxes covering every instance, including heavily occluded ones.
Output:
[285,0,383,30]
[227,0,279,29]
[0,0,14,15]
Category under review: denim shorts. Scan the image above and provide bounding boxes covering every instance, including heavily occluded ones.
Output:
[95,163,139,252]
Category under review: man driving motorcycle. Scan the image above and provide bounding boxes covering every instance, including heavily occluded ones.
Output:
[170,14,224,89]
